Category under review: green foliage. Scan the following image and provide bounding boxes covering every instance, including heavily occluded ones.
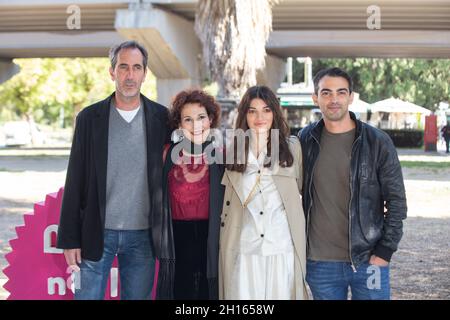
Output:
[400,160,450,169]
[2,56,448,128]
[0,58,157,127]
[310,58,450,111]
[289,58,449,111]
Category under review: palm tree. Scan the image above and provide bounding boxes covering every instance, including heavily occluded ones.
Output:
[195,0,278,99]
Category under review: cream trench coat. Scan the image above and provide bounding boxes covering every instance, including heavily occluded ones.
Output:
[219,137,308,300]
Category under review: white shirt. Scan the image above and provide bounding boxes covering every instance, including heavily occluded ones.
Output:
[116,106,140,123]
[239,147,294,256]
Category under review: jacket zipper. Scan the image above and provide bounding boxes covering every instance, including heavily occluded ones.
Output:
[348,135,361,272]
[306,134,321,243]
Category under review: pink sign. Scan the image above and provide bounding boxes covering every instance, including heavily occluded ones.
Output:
[3,187,158,300]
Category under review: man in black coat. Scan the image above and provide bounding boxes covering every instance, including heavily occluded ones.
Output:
[441,121,450,153]
[57,41,169,300]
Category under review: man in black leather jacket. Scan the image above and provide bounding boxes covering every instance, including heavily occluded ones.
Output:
[298,67,407,300]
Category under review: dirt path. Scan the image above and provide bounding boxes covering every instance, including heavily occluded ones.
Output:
[0,150,449,299]
[391,217,450,299]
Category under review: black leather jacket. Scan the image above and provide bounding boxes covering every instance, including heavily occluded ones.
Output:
[298,112,407,267]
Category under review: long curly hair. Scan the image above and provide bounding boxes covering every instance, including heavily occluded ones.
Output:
[169,89,221,130]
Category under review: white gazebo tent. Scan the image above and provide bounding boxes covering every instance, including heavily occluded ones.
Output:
[349,92,370,122]
[369,97,431,129]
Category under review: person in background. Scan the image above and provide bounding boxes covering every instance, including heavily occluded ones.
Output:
[441,121,450,153]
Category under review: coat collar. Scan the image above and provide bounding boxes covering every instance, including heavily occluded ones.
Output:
[93,92,158,117]
[310,111,362,142]
[225,162,296,206]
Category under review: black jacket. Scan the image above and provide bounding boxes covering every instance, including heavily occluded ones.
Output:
[155,141,225,300]
[57,93,169,261]
[441,125,450,139]
[298,112,407,267]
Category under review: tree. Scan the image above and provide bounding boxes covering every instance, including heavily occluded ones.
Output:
[195,0,278,99]
[309,58,450,111]
[0,58,113,127]
[0,58,157,128]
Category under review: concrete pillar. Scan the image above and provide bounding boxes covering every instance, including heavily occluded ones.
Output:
[157,78,201,106]
[0,59,20,84]
[256,54,286,93]
[115,4,203,106]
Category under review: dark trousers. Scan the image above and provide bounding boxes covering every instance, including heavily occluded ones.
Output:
[445,138,450,153]
[173,219,209,299]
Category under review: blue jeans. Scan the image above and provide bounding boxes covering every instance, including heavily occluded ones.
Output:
[306,260,390,300]
[74,229,155,300]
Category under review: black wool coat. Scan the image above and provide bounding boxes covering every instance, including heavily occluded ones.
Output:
[57,93,170,261]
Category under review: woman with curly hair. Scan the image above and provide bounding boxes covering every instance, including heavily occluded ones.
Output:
[155,89,224,300]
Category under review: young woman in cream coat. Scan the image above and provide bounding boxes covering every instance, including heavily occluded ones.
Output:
[219,86,308,300]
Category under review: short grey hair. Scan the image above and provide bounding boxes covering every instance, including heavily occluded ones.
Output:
[109,40,148,70]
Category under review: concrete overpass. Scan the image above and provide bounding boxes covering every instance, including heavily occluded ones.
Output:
[0,0,449,104]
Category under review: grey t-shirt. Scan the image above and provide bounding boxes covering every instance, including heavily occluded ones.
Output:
[307,127,355,262]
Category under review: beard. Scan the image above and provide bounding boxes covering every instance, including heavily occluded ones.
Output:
[116,80,140,98]
[322,103,348,122]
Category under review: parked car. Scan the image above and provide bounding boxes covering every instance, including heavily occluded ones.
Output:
[3,121,46,146]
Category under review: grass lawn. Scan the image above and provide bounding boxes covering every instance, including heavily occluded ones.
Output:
[400,161,450,169]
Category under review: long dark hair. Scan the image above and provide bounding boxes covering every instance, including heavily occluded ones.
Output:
[226,85,293,172]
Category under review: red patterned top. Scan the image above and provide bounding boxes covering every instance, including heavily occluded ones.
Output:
[168,154,210,221]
